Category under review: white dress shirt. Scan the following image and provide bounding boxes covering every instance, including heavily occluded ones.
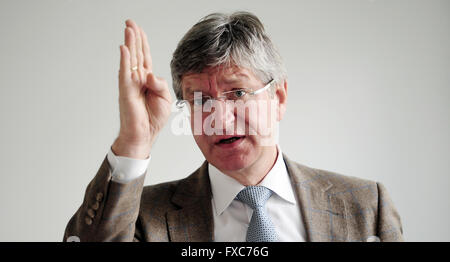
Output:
[107,145,306,242]
[208,146,306,242]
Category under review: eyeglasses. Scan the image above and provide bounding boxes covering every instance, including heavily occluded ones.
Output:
[176,79,275,109]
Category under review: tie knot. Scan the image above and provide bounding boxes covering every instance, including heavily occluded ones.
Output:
[236,186,273,209]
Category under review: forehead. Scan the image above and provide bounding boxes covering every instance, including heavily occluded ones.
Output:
[181,66,255,88]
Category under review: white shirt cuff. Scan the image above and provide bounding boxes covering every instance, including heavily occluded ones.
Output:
[107,147,150,183]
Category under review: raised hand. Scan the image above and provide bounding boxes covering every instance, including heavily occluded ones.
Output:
[112,20,172,159]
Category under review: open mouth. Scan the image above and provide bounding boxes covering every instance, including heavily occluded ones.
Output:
[216,136,245,145]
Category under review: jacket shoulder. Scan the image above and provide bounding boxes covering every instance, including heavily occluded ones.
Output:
[286,158,403,241]
[304,164,381,214]
[140,160,210,206]
[140,179,181,207]
[285,156,379,199]
[312,166,378,193]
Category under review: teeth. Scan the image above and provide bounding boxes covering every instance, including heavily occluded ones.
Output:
[220,137,240,144]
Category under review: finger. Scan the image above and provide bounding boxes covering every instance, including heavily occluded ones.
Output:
[125,27,138,82]
[140,27,153,72]
[126,20,144,79]
[119,45,131,79]
[131,22,144,68]
[119,45,137,98]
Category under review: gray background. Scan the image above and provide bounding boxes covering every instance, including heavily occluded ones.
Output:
[0,0,448,241]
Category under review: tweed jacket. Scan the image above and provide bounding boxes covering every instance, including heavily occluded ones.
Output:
[64,154,403,242]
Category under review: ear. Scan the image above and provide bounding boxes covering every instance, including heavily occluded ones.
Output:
[275,80,288,121]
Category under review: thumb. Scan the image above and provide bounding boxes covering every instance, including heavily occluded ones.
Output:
[145,72,172,100]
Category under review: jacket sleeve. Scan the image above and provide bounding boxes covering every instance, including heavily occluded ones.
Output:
[63,156,146,242]
[376,182,404,242]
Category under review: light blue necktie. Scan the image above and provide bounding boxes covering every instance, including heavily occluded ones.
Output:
[236,186,279,242]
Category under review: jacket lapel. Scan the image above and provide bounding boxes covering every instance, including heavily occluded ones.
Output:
[166,161,214,242]
[283,154,348,242]
[165,154,348,242]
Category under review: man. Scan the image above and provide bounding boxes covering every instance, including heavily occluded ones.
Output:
[64,11,403,242]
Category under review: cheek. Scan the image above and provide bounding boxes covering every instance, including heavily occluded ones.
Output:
[190,112,208,136]
[244,100,278,136]
[192,134,210,153]
[192,134,201,145]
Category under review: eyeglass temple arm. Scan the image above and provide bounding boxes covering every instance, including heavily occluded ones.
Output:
[251,79,274,95]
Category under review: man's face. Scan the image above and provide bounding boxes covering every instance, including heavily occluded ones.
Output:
[181,66,287,172]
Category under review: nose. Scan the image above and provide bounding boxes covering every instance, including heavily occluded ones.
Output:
[210,100,236,134]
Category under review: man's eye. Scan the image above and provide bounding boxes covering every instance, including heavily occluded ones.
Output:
[234,90,246,98]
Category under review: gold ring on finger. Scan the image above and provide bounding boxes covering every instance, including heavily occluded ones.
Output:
[131,66,138,71]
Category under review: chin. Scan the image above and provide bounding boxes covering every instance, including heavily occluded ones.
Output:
[213,158,247,171]
[194,135,260,172]
[209,150,256,172]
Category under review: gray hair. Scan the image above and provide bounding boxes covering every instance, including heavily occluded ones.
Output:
[170,11,287,100]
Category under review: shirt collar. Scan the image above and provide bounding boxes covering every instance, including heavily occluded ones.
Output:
[208,145,296,216]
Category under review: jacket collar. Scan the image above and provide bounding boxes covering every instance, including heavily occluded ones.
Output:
[167,154,348,242]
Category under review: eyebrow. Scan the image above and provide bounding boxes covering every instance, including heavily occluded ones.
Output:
[183,73,250,95]
[221,74,249,84]
[184,87,203,95]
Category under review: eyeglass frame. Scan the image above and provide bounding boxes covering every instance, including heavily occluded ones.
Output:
[175,78,275,109]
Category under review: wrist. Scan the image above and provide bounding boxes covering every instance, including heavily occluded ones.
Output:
[111,136,152,159]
